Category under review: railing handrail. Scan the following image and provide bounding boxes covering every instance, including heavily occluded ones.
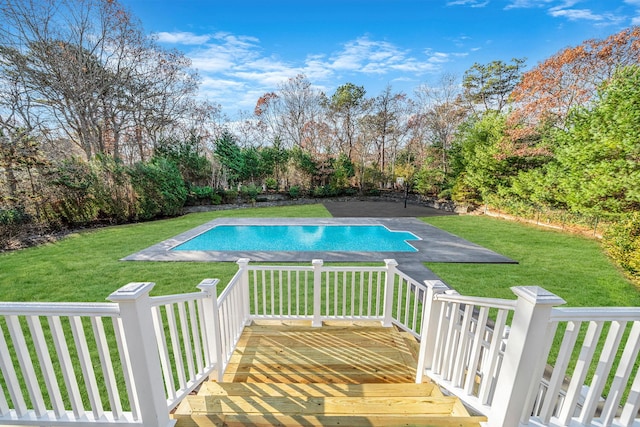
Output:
[218,269,243,302]
[550,306,640,322]
[150,291,207,306]
[434,293,518,311]
[3,260,639,427]
[248,265,313,272]
[0,301,120,316]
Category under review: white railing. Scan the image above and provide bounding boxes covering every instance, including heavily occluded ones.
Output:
[527,307,640,427]
[415,281,517,414]
[3,259,639,427]
[415,283,640,427]
[392,269,429,338]
[0,302,139,426]
[244,259,427,336]
[149,281,219,410]
[215,260,251,376]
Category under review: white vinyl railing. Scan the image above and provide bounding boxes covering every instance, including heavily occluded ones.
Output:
[2,259,639,427]
[416,284,517,414]
[0,302,137,426]
[527,307,640,427]
[415,283,640,427]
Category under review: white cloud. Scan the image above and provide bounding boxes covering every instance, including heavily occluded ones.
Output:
[155,31,210,45]
[504,0,554,10]
[155,31,470,111]
[548,7,603,20]
[447,0,490,7]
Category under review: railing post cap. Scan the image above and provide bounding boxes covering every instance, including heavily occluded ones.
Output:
[424,280,449,292]
[108,282,155,302]
[236,258,250,266]
[197,278,219,292]
[312,259,324,266]
[511,286,566,306]
[384,259,398,267]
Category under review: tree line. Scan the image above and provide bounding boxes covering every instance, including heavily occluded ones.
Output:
[1,1,638,280]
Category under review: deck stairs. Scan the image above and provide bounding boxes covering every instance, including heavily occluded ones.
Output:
[173,322,486,427]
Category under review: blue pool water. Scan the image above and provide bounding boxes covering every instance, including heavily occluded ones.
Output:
[172,225,420,252]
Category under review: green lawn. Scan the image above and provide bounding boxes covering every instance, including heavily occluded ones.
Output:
[0,204,331,302]
[0,205,636,308]
[424,215,638,307]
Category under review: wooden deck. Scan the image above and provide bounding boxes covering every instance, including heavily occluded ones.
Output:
[173,321,486,426]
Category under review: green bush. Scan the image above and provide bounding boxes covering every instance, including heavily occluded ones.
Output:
[241,184,261,201]
[0,207,31,226]
[129,157,187,219]
[288,186,300,199]
[222,189,238,204]
[89,156,136,223]
[312,186,326,198]
[46,158,99,226]
[265,177,278,191]
[603,213,640,279]
[186,186,221,205]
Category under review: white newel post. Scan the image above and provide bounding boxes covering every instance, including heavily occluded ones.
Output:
[487,286,565,427]
[312,259,323,327]
[108,282,174,427]
[196,279,224,382]
[236,258,251,325]
[382,259,398,327]
[415,280,449,383]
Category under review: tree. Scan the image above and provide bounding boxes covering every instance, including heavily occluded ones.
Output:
[0,0,199,161]
[260,136,289,183]
[155,133,212,186]
[509,27,640,139]
[450,112,508,202]
[324,83,368,160]
[213,131,243,187]
[413,73,469,175]
[462,58,526,113]
[277,74,324,149]
[361,85,407,180]
[553,65,640,216]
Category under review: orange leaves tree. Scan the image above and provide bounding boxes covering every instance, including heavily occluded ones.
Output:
[509,26,640,140]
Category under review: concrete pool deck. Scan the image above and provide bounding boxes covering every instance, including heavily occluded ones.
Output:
[123,217,516,282]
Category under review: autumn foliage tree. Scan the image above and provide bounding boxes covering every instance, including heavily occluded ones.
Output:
[509,26,640,139]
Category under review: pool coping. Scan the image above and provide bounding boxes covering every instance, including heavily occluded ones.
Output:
[122,217,516,264]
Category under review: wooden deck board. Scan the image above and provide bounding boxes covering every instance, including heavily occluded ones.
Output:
[198,382,441,397]
[175,414,488,427]
[186,395,457,416]
[174,321,486,427]
[224,321,416,384]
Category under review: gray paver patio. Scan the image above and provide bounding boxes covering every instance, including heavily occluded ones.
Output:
[123,214,515,284]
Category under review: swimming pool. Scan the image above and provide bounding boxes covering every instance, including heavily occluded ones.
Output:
[171,225,420,252]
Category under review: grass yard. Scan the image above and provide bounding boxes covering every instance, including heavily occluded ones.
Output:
[424,215,638,307]
[0,204,331,302]
[0,204,636,308]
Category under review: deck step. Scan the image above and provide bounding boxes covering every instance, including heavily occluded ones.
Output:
[174,413,488,427]
[198,381,442,397]
[173,322,485,426]
[173,383,485,427]
[173,383,485,426]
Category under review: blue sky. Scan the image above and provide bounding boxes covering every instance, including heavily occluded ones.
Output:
[122,0,640,115]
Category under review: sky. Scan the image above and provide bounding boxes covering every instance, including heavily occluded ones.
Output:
[122,0,640,116]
